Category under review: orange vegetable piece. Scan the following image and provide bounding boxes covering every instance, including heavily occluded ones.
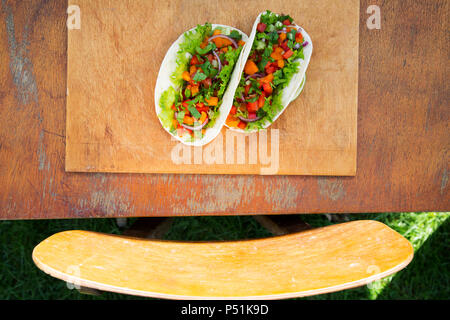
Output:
[199,111,207,124]
[172,119,179,129]
[190,65,197,75]
[238,40,246,46]
[213,29,221,36]
[270,51,283,61]
[259,73,274,84]
[191,85,199,96]
[226,115,239,128]
[277,59,285,68]
[244,60,259,75]
[183,116,194,125]
[279,32,286,41]
[182,71,190,82]
[205,96,218,106]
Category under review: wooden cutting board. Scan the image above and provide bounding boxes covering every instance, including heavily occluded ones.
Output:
[66,0,359,175]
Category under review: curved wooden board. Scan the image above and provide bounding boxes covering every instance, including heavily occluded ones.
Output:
[33,220,413,299]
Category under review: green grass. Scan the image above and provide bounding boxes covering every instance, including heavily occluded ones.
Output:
[0,212,448,300]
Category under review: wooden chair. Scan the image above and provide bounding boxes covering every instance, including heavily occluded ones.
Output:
[32,219,413,299]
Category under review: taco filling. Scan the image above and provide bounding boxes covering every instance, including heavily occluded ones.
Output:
[158,23,245,141]
[226,11,309,131]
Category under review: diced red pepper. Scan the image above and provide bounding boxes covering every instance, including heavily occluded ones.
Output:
[247,101,258,113]
[171,104,176,110]
[248,113,257,120]
[257,22,267,32]
[230,105,237,115]
[282,19,291,26]
[237,121,247,130]
[280,41,289,51]
[262,83,273,95]
[258,94,265,108]
[265,63,278,74]
[282,49,294,59]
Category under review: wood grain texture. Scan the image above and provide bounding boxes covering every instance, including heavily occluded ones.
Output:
[0,0,448,219]
[65,0,358,176]
[32,220,414,299]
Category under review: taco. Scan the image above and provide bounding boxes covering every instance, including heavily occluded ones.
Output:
[225,11,313,132]
[155,23,249,146]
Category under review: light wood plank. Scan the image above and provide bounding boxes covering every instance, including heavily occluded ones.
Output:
[33,220,413,299]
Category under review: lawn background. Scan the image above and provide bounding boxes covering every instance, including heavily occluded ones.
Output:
[0,212,448,299]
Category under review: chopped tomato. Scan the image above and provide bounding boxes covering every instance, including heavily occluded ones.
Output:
[282,19,291,26]
[262,83,273,95]
[170,104,176,110]
[258,94,265,108]
[280,41,289,51]
[201,78,212,88]
[196,106,209,113]
[190,56,201,65]
[182,100,191,109]
[244,84,251,95]
[257,23,267,32]
[189,65,197,75]
[265,63,278,74]
[248,113,257,120]
[230,105,237,115]
[247,101,258,113]
[237,121,247,130]
[295,32,304,43]
[282,49,294,59]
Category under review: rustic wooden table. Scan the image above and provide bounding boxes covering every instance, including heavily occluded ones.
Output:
[0,1,448,219]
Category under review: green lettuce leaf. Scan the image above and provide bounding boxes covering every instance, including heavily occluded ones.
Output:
[170,23,212,88]
[216,46,243,98]
[159,86,176,128]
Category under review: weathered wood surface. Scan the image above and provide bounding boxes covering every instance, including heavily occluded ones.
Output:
[65,0,358,176]
[0,0,448,219]
[32,221,414,299]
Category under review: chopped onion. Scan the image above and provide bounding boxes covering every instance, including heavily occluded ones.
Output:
[212,50,222,78]
[302,41,309,47]
[180,118,209,131]
[293,43,301,50]
[238,115,261,123]
[208,35,238,48]
[245,73,264,81]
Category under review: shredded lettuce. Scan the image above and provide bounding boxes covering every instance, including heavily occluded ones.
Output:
[170,23,212,88]
[216,46,242,98]
[159,87,176,128]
